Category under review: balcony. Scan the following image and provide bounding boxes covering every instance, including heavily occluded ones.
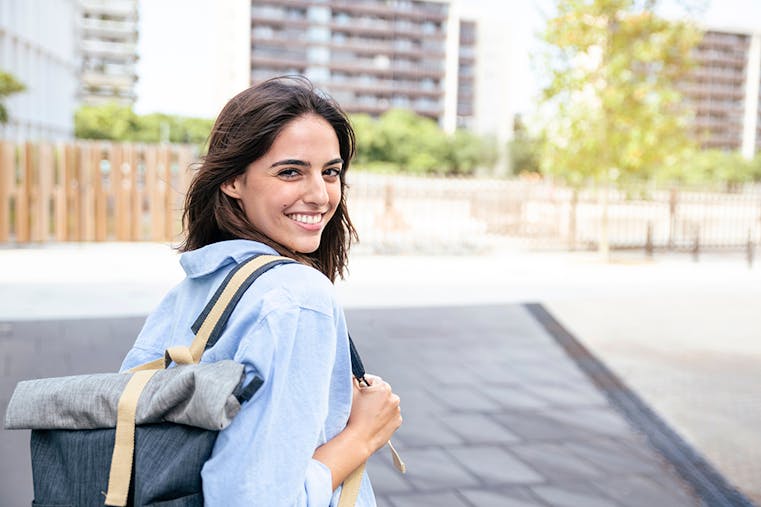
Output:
[329,20,446,41]
[80,17,137,37]
[251,13,311,29]
[254,0,312,9]
[328,58,444,80]
[329,1,448,23]
[341,101,442,120]
[81,71,136,88]
[80,40,137,58]
[79,0,136,18]
[327,80,443,99]
[251,55,308,70]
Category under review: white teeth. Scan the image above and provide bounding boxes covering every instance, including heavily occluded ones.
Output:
[289,214,321,225]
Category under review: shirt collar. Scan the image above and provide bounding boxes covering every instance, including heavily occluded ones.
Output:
[179,240,281,278]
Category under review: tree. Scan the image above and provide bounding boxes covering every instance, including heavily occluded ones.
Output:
[508,115,542,176]
[74,103,213,146]
[443,130,498,176]
[350,110,498,175]
[661,149,759,189]
[75,103,139,140]
[0,71,26,124]
[537,0,701,256]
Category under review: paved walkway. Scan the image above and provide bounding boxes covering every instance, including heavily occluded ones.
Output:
[1,244,758,506]
[0,305,742,506]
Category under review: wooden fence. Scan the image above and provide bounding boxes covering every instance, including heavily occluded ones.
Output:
[0,141,196,243]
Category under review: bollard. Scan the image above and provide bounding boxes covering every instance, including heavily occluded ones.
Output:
[747,230,755,269]
[645,222,654,258]
[691,226,700,262]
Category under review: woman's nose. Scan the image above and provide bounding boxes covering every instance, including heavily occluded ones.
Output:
[304,172,329,206]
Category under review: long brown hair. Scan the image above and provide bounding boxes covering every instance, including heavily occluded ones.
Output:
[180,76,357,282]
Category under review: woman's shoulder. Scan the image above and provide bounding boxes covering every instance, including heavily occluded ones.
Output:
[253,261,338,317]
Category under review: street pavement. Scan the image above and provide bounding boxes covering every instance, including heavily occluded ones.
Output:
[0,243,758,506]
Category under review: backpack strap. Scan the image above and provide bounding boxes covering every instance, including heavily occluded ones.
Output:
[130,254,294,372]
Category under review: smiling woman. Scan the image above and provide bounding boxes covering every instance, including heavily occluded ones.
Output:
[119,77,403,506]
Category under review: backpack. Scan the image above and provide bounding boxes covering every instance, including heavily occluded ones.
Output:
[4,254,373,506]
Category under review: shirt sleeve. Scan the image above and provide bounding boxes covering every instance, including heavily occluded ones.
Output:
[201,297,341,507]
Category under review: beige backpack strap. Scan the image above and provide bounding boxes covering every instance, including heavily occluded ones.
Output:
[129,254,291,372]
[104,369,158,506]
[188,254,288,362]
[165,345,194,366]
[388,440,406,473]
[337,462,365,507]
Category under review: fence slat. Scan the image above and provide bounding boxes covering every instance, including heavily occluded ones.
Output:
[54,143,68,241]
[174,146,193,240]
[93,143,107,241]
[15,143,32,243]
[163,146,173,241]
[0,141,13,242]
[145,145,163,241]
[66,144,79,241]
[127,144,140,241]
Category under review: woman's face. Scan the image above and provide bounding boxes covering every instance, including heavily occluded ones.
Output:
[221,114,343,253]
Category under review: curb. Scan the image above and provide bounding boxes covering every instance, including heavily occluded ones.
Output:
[524,303,756,507]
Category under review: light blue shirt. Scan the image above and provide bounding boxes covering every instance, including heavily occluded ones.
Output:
[120,240,375,506]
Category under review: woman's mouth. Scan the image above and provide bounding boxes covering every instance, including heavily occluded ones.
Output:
[287,213,323,226]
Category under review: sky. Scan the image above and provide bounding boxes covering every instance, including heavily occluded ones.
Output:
[135,0,761,119]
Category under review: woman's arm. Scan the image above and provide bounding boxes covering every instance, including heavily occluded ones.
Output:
[313,375,402,490]
[202,302,343,506]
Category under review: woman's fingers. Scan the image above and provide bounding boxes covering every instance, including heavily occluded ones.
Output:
[362,373,383,386]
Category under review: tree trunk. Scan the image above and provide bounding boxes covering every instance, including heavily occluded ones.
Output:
[599,178,610,262]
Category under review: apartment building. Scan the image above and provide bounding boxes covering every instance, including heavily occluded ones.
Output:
[78,0,139,105]
[0,0,79,140]
[250,0,460,131]
[681,28,761,157]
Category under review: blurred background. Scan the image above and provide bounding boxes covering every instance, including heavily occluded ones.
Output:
[1,0,760,505]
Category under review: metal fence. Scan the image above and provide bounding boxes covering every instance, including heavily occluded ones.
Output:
[2,141,760,257]
[348,172,761,255]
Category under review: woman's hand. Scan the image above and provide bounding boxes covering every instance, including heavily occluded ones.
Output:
[313,374,403,490]
[346,374,402,456]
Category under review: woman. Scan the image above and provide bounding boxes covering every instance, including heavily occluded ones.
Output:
[120,76,402,506]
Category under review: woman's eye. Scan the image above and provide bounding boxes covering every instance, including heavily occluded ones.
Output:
[324,168,341,177]
[278,169,300,178]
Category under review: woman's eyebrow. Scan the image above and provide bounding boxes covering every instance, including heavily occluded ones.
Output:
[324,158,343,167]
[270,159,310,168]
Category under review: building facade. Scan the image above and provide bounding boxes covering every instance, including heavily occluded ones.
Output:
[249,0,460,131]
[681,27,761,158]
[456,19,476,129]
[0,0,79,140]
[78,0,139,106]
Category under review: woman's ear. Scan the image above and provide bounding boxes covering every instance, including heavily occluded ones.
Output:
[220,176,242,199]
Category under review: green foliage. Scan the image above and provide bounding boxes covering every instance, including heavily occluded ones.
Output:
[537,0,701,187]
[0,71,26,124]
[75,103,213,146]
[659,149,761,187]
[75,103,139,140]
[508,115,542,176]
[350,109,496,176]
